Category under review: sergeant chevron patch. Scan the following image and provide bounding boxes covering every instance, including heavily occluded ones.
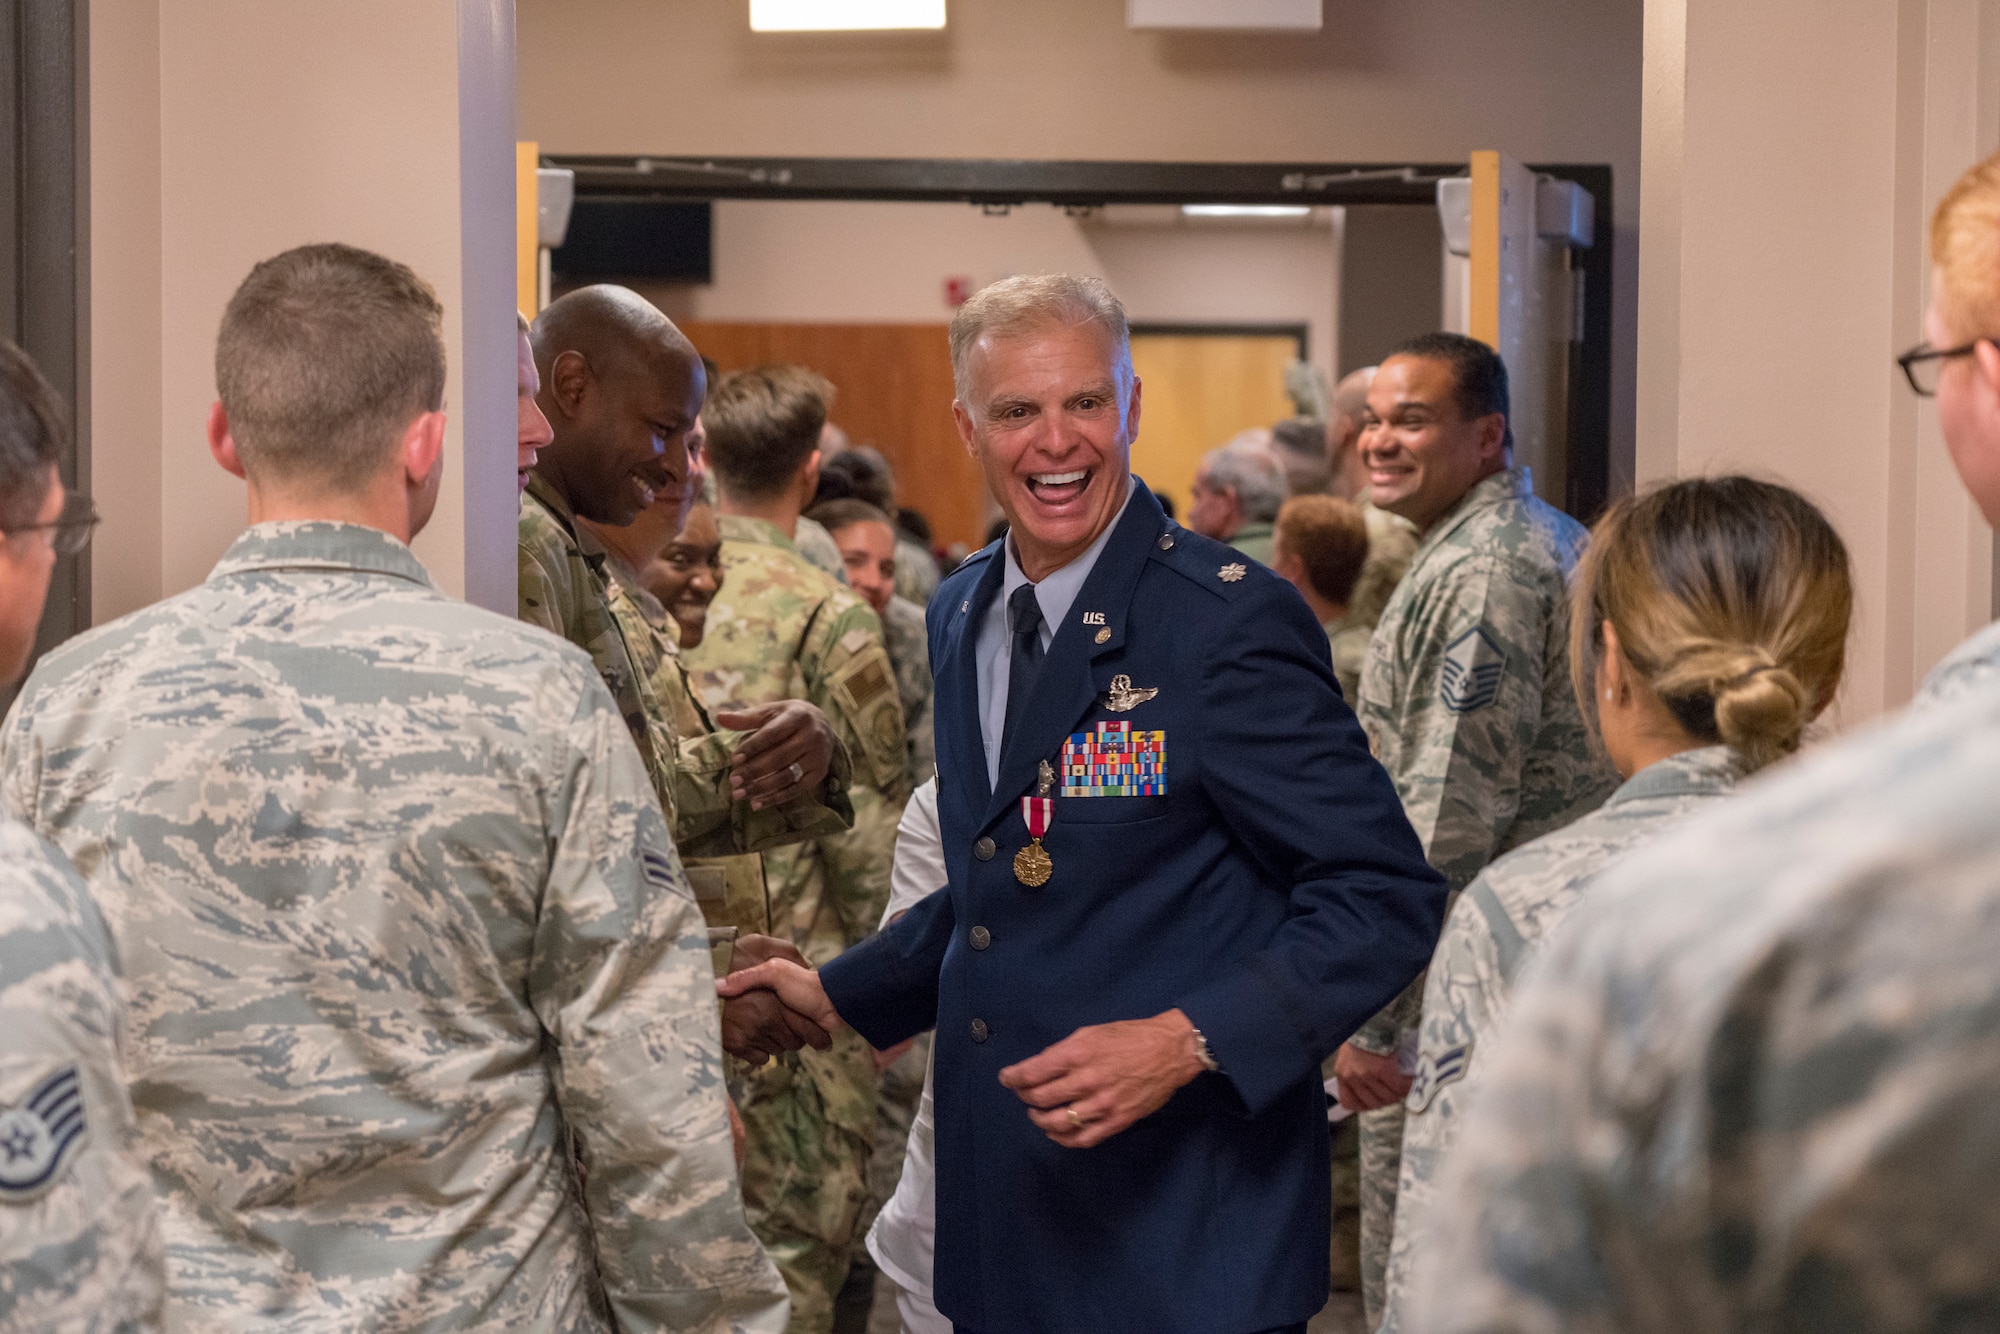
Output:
[1439,627,1504,713]
[0,1065,87,1201]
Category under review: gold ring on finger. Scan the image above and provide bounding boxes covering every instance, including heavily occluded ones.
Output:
[1066,1106,1083,1131]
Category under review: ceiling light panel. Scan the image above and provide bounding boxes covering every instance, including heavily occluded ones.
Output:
[750,0,946,31]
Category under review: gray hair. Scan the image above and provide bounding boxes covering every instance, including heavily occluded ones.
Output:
[948,274,1131,401]
[1198,443,1288,524]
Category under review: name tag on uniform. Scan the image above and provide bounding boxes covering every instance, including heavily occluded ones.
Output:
[1061,721,1167,796]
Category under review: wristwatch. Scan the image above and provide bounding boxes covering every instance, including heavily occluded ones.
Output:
[1189,1024,1221,1074]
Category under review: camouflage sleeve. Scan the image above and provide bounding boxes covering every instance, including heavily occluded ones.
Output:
[802,603,909,946]
[1353,556,1548,1054]
[534,679,788,1334]
[517,536,567,638]
[0,833,165,1332]
[1379,888,1506,1333]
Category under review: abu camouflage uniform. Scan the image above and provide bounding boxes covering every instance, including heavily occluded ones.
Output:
[1914,618,2000,711]
[894,536,939,610]
[1350,494,1419,635]
[1377,746,1742,1334]
[793,516,848,586]
[880,593,936,787]
[0,522,785,1333]
[0,816,163,1333]
[524,476,851,860]
[684,515,910,1334]
[1409,671,2000,1334]
[1352,465,1616,1323]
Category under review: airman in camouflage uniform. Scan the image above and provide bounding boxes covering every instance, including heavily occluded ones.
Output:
[880,592,936,787]
[1408,677,2000,1334]
[0,818,163,1333]
[1,521,786,1332]
[794,516,848,586]
[524,476,854,856]
[1352,461,1615,1318]
[1377,746,1742,1333]
[685,514,909,1334]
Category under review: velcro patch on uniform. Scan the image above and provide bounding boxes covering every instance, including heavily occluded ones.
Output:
[1061,721,1167,796]
[1439,627,1504,714]
[845,658,894,709]
[0,1066,88,1201]
[1406,1042,1472,1114]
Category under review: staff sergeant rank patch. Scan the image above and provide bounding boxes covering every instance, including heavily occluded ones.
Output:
[1439,626,1505,713]
[0,1066,87,1201]
[1061,720,1166,796]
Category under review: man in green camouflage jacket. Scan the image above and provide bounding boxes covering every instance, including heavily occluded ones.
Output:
[1343,333,1616,1324]
[687,365,910,1334]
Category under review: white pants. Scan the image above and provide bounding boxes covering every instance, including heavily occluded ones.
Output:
[893,1281,951,1334]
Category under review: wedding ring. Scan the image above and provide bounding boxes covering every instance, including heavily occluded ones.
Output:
[1066,1107,1083,1131]
[786,761,805,784]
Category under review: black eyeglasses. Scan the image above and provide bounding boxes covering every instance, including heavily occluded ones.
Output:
[1897,339,1987,396]
[5,490,99,555]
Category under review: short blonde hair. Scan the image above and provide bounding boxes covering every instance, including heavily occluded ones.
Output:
[1932,149,2000,340]
[1570,476,1851,773]
[948,274,1130,401]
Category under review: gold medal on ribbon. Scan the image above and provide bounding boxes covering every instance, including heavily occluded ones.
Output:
[1015,795,1053,886]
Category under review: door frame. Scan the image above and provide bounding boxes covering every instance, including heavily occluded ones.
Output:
[546,153,1614,519]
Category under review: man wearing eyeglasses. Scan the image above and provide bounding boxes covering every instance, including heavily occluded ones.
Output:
[0,337,160,1331]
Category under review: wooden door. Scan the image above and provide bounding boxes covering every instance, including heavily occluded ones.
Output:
[1128,332,1299,519]
[678,321,987,552]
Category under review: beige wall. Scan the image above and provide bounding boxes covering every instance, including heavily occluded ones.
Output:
[1639,0,2000,723]
[89,0,517,621]
[632,200,1340,389]
[518,0,1643,490]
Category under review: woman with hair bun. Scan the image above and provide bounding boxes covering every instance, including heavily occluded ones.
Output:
[1376,476,1852,1331]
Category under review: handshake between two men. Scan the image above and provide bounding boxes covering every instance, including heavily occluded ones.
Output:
[717,958,1218,1149]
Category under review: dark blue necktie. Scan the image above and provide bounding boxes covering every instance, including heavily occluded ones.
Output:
[1003,582,1045,756]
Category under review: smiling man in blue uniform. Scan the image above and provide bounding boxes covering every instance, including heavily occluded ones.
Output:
[720,273,1446,1334]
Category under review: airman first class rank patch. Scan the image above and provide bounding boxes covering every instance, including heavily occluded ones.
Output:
[0,1066,87,1201]
[1062,720,1166,796]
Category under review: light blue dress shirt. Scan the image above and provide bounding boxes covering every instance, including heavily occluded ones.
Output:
[974,479,1138,790]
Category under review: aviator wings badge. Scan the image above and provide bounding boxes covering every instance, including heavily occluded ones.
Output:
[1103,674,1159,713]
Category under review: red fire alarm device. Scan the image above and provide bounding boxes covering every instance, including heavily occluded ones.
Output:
[944,276,973,307]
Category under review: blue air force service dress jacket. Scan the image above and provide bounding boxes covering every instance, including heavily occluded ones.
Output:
[819,483,1447,1334]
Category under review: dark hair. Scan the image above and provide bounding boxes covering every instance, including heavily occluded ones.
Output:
[703,365,833,501]
[806,497,896,537]
[896,506,933,546]
[1572,476,1852,772]
[0,339,66,528]
[816,445,896,511]
[216,243,445,490]
[1276,494,1369,607]
[1389,331,1512,454]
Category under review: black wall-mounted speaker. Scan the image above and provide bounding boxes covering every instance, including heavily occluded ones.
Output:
[550,199,713,284]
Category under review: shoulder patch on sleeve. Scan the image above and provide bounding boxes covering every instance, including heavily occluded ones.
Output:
[1406,1041,1472,1114]
[1439,626,1505,713]
[0,1065,88,1200]
[845,656,894,710]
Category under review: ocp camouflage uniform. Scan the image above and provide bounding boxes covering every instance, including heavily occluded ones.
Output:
[596,546,855,951]
[0,522,786,1332]
[523,475,852,858]
[685,515,910,1334]
[1353,465,1617,1323]
[794,516,848,586]
[0,817,162,1333]
[1377,746,1742,1334]
[1409,671,2000,1334]
[880,593,936,787]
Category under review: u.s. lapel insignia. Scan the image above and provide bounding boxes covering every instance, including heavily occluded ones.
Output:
[0,1066,88,1201]
[1219,563,1248,583]
[1104,674,1159,712]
